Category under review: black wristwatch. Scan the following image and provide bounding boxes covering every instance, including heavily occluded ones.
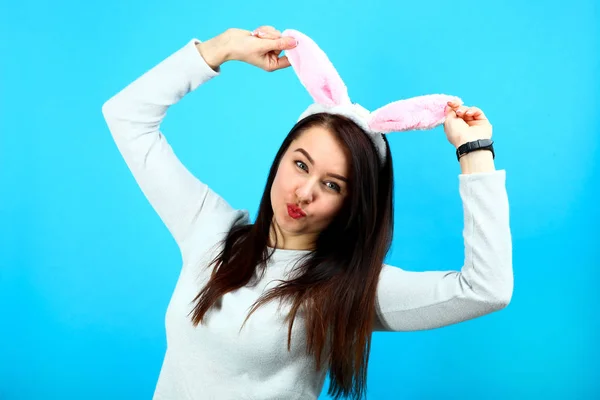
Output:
[456,139,495,161]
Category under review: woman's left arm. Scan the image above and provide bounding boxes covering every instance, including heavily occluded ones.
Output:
[374,169,512,331]
[373,103,513,332]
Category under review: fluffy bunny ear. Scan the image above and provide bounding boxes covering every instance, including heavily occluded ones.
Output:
[282,29,351,107]
[369,94,463,132]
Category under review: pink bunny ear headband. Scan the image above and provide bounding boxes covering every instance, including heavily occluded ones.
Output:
[282,29,463,165]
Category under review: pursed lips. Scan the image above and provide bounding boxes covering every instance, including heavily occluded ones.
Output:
[287,204,306,217]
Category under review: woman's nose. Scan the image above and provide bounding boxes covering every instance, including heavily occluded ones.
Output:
[296,180,316,203]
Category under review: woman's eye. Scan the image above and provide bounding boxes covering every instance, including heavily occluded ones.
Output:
[295,161,308,171]
[325,182,341,193]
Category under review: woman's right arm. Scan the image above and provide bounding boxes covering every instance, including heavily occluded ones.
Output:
[101,28,297,259]
[101,35,238,259]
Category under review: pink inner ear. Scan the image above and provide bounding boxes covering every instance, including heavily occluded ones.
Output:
[369,94,462,132]
[282,29,351,107]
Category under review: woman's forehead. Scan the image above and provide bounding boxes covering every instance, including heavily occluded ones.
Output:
[289,127,350,174]
[294,127,346,155]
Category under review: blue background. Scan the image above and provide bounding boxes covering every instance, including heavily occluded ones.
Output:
[1,0,598,398]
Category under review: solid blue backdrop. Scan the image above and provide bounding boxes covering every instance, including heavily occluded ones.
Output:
[1,0,598,398]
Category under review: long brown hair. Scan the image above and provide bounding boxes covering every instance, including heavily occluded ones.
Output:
[189,113,395,399]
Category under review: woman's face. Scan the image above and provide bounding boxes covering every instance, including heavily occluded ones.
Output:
[270,126,350,249]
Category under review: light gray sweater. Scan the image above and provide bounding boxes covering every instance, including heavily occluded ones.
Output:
[101,38,513,400]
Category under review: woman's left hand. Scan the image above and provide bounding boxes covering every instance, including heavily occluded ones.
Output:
[444,101,493,148]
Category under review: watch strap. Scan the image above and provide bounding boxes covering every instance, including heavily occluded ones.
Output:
[456,139,495,161]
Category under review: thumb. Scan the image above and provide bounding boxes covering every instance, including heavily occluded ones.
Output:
[444,105,463,131]
[444,105,458,120]
[262,36,298,52]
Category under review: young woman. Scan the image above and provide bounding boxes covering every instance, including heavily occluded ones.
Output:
[102,26,512,400]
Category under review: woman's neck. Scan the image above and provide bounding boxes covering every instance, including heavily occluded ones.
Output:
[268,220,316,251]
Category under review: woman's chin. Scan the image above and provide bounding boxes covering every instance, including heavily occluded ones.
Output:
[277,210,306,230]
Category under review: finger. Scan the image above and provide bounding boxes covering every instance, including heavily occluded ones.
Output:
[260,26,281,36]
[253,31,279,39]
[255,25,279,34]
[447,100,462,110]
[447,101,487,120]
[464,106,487,121]
[270,55,292,71]
[252,26,281,39]
[459,106,477,122]
[454,105,469,117]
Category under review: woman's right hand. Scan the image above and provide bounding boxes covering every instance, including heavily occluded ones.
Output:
[197,26,298,72]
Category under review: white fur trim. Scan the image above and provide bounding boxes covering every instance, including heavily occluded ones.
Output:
[297,103,387,165]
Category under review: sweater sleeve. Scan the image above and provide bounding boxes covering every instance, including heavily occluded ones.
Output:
[102,39,245,262]
[373,170,513,332]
